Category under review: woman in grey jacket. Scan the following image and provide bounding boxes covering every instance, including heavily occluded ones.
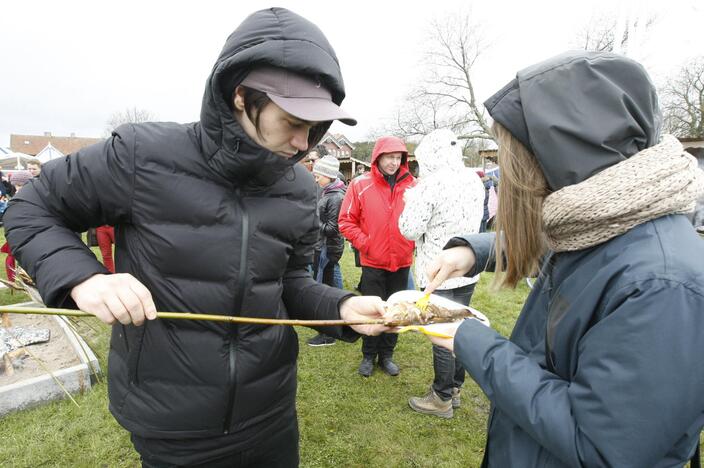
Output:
[421,51,704,467]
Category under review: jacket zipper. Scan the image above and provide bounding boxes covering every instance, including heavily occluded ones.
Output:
[222,188,250,433]
[393,172,410,197]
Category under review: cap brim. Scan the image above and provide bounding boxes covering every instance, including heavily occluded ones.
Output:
[268,95,357,126]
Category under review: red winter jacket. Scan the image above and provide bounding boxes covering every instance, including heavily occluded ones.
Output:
[339,136,415,272]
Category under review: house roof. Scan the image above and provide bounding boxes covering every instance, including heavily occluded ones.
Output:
[0,152,34,170]
[321,132,355,150]
[349,156,371,167]
[36,143,66,164]
[332,133,354,148]
[10,133,102,156]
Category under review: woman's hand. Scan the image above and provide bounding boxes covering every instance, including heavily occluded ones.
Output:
[425,321,465,352]
[424,246,476,294]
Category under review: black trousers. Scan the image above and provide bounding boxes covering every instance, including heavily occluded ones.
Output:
[138,421,299,468]
[431,284,476,400]
[359,266,409,360]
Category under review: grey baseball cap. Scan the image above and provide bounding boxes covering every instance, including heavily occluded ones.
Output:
[241,66,357,126]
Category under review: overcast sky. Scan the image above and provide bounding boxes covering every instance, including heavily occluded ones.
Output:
[1,0,701,149]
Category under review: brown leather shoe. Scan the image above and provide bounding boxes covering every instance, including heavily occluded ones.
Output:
[408,387,453,418]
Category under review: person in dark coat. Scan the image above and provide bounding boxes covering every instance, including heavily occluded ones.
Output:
[4,8,388,467]
[419,51,704,467]
[0,171,16,198]
[476,170,497,233]
[307,155,346,347]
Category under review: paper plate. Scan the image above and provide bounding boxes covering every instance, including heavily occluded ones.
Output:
[386,290,490,338]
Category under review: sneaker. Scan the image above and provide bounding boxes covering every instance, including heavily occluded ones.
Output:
[358,357,375,377]
[408,387,453,419]
[451,387,461,409]
[307,334,336,347]
[379,358,400,376]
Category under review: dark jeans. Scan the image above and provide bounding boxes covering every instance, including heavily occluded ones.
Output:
[359,266,410,360]
[314,246,343,289]
[431,283,476,401]
[139,421,299,468]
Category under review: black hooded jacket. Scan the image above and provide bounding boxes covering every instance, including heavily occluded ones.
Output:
[4,7,357,449]
[317,179,346,263]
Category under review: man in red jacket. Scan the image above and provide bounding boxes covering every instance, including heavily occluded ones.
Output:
[339,136,415,377]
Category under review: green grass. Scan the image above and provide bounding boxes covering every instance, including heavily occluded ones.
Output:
[0,236,700,467]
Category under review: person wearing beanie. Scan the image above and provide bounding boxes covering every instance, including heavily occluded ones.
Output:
[339,136,416,377]
[4,8,389,467]
[307,155,347,347]
[313,154,340,180]
[421,51,704,467]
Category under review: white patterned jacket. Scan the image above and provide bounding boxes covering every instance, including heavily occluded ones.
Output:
[399,129,485,289]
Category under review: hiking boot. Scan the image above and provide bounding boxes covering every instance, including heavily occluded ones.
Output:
[451,387,461,409]
[408,387,453,419]
[307,334,336,347]
[358,357,375,377]
[379,358,400,376]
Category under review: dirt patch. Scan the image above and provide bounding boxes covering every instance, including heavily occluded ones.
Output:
[0,314,81,386]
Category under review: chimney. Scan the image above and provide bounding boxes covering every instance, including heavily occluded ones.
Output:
[70,132,76,138]
[44,131,51,137]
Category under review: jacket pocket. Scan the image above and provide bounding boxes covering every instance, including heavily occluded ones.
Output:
[125,325,147,386]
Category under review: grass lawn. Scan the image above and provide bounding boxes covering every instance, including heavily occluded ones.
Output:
[0,235,700,467]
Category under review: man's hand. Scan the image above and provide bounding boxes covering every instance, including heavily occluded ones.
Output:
[424,246,476,294]
[70,273,157,326]
[339,295,388,336]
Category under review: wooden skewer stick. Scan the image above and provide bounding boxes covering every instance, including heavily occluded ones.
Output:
[0,306,393,327]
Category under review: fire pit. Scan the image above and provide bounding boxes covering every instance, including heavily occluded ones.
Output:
[0,302,101,416]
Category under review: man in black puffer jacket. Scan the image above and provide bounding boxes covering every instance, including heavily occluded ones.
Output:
[4,8,387,467]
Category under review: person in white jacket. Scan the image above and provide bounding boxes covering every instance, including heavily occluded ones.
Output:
[398,128,485,418]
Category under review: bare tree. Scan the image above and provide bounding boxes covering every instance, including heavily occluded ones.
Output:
[105,106,157,135]
[573,13,656,55]
[661,57,704,138]
[388,10,494,144]
[391,92,461,139]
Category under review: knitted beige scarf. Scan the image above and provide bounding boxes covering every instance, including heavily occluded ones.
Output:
[543,135,704,252]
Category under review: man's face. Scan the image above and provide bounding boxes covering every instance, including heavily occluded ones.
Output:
[233,86,319,159]
[377,152,403,176]
[28,164,41,177]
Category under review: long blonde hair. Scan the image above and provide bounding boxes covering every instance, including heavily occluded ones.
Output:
[493,122,551,289]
